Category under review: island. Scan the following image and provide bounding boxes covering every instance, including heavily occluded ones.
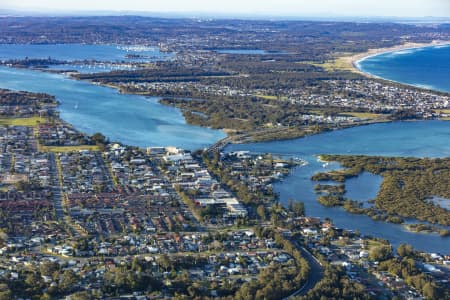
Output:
[312,155,450,233]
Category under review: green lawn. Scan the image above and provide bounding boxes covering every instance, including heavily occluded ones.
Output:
[306,56,355,72]
[39,145,101,153]
[366,239,385,250]
[436,109,450,114]
[340,112,385,119]
[254,94,287,101]
[0,116,47,126]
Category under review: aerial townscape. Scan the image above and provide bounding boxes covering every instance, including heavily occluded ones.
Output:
[0,0,449,299]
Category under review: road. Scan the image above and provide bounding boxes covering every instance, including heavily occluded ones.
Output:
[208,119,392,153]
[207,128,292,152]
[48,152,64,219]
[285,242,324,299]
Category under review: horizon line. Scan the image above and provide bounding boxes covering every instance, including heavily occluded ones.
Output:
[1,8,450,22]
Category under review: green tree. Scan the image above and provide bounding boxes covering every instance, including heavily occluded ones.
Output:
[69,291,92,300]
[397,243,414,257]
[40,293,52,300]
[0,290,11,300]
[40,261,60,277]
[91,132,107,145]
[422,282,439,300]
[288,200,305,216]
[157,254,171,272]
[25,272,42,290]
[60,269,79,292]
[369,245,392,261]
[256,205,266,221]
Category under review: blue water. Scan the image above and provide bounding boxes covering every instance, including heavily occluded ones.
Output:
[431,197,450,211]
[0,66,225,150]
[345,172,383,207]
[230,121,450,158]
[227,121,450,253]
[358,44,450,93]
[0,44,173,62]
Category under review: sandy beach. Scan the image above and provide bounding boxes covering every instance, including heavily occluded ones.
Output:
[341,40,450,76]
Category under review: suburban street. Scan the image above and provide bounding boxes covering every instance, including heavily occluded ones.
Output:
[285,242,324,298]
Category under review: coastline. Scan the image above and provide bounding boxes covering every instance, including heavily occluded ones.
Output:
[342,40,450,78]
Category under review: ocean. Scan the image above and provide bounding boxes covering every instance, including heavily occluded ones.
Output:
[357,44,450,93]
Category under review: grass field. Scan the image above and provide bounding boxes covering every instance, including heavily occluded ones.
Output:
[256,94,278,100]
[305,56,354,72]
[366,239,387,251]
[309,110,385,120]
[436,109,450,114]
[309,110,324,115]
[0,117,101,153]
[340,112,385,119]
[433,109,450,120]
[0,116,48,126]
[254,94,287,101]
[38,145,101,153]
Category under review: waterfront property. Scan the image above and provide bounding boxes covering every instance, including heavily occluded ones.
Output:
[227,121,450,253]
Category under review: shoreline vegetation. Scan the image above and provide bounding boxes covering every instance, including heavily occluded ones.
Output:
[312,155,450,235]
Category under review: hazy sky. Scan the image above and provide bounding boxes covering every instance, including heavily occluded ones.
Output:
[2,0,450,18]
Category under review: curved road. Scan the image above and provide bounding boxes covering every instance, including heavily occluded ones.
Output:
[285,242,324,299]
